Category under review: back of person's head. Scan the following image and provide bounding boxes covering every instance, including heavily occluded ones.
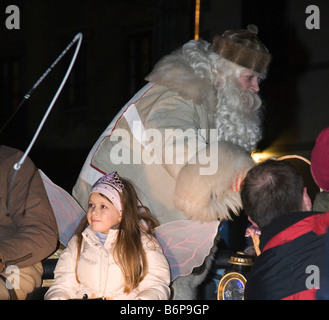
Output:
[241,159,304,228]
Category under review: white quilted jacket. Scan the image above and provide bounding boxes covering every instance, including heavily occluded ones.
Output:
[45,227,171,300]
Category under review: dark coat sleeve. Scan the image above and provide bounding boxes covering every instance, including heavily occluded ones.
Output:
[0,147,59,271]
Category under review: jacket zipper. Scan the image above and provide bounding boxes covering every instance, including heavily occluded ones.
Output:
[101,251,110,298]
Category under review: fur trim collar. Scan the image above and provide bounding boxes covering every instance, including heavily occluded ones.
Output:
[145,45,216,108]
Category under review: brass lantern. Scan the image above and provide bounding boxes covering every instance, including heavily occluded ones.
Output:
[217,251,254,300]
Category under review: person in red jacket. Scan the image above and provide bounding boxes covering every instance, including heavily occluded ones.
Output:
[310,126,329,299]
[240,159,329,300]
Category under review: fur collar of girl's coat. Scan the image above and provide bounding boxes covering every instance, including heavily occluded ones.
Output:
[145,45,217,112]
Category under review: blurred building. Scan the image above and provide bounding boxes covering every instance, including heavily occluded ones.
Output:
[0,0,194,189]
[1,0,329,191]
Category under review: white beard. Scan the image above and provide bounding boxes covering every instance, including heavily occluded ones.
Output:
[145,39,264,153]
[214,77,263,153]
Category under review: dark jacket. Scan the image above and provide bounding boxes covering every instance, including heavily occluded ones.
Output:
[0,146,58,271]
[244,210,329,300]
[313,191,329,213]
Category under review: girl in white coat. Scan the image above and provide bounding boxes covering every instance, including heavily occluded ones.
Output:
[45,172,171,300]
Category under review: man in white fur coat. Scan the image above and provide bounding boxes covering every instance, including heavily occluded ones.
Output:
[73,25,271,299]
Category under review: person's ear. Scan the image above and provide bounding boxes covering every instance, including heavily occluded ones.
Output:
[248,216,259,229]
[302,187,312,211]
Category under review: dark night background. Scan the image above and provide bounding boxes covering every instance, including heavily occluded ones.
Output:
[0,1,328,253]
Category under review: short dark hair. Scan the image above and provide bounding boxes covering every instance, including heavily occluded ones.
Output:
[241,159,304,228]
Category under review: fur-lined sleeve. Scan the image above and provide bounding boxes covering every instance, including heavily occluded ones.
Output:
[174,141,255,221]
[144,89,254,222]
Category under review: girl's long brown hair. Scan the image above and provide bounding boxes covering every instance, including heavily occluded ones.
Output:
[74,177,159,294]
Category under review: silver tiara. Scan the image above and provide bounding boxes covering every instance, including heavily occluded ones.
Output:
[94,171,124,192]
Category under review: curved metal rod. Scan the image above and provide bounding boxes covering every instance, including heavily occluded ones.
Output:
[14,32,83,170]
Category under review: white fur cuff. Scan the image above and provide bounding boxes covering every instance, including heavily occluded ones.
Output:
[174,141,255,222]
